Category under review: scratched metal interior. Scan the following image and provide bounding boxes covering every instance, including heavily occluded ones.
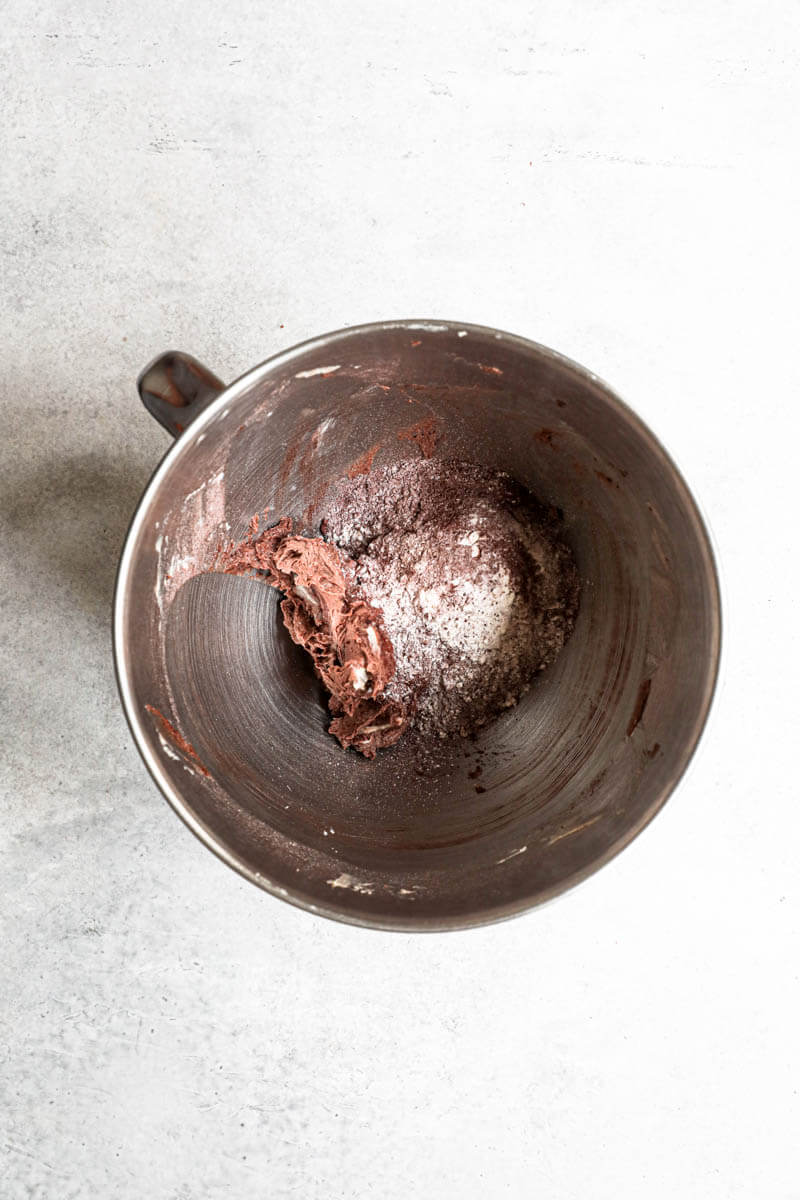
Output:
[119,323,720,928]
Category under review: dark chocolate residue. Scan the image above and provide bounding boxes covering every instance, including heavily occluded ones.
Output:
[626,678,652,736]
[145,704,210,776]
[396,417,440,459]
[347,443,381,479]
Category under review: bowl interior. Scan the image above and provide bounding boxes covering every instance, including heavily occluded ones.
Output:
[118,323,719,928]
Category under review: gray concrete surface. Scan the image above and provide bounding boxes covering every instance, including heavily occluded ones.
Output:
[2,2,798,1197]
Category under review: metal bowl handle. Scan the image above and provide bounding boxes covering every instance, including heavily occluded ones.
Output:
[137,351,226,437]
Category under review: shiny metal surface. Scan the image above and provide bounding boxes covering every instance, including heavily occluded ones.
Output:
[114,320,721,930]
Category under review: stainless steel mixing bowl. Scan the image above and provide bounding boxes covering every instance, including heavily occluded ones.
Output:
[114,320,720,930]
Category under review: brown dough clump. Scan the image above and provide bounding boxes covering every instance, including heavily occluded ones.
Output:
[218,517,407,757]
[216,458,579,758]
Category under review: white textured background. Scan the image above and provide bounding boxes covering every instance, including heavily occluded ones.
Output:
[2,2,799,1197]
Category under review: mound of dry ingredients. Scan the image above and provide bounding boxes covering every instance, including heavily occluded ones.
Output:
[219,458,579,756]
[325,459,579,741]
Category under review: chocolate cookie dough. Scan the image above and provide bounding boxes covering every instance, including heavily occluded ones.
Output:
[218,516,407,757]
[218,459,579,757]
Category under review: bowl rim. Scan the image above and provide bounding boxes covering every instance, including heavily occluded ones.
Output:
[113,318,722,932]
